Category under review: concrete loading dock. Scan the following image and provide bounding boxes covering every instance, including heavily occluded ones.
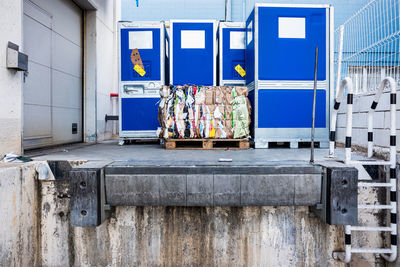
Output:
[0,142,385,266]
[30,142,359,227]
[0,143,396,266]
[1,0,400,266]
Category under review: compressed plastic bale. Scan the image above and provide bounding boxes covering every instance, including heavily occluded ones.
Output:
[203,119,216,138]
[235,86,248,97]
[203,104,212,119]
[188,107,194,121]
[195,88,205,104]
[191,119,198,138]
[161,95,175,130]
[158,98,166,127]
[196,104,209,138]
[209,119,216,138]
[231,95,250,138]
[164,117,175,139]
[182,104,189,121]
[197,119,205,138]
[233,120,249,139]
[184,120,191,138]
[175,88,185,102]
[158,84,252,140]
[213,104,225,120]
[205,87,215,105]
[215,119,227,139]
[175,102,185,120]
[215,87,225,104]
[173,89,186,120]
[175,119,185,138]
[201,105,211,138]
[225,105,232,120]
[225,119,233,139]
[160,85,171,98]
[204,119,210,138]
[224,88,234,105]
[186,88,195,107]
[246,97,252,125]
[194,104,201,135]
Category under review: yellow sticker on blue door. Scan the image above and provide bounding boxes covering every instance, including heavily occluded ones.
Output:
[235,64,246,77]
[134,64,146,77]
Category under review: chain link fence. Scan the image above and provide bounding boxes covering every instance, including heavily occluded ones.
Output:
[334,0,400,95]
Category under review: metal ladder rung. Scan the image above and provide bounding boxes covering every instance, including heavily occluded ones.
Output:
[358,182,392,187]
[358,204,393,210]
[351,248,393,254]
[349,226,392,231]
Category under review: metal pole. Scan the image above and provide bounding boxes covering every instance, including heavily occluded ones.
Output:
[242,0,246,22]
[310,46,318,163]
[335,25,344,98]
[225,0,232,21]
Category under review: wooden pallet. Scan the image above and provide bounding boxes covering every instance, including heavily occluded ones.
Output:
[164,138,250,150]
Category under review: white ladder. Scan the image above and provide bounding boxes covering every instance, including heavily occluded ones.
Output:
[330,77,398,263]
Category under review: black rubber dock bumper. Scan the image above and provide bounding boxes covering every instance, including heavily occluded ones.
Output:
[69,160,358,227]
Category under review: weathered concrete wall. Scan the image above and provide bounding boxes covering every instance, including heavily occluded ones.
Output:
[0,162,391,267]
[73,206,347,266]
[0,162,40,267]
[43,179,386,267]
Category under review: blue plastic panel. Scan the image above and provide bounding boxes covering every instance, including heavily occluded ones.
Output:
[258,7,326,81]
[121,98,160,131]
[172,22,214,85]
[222,28,245,81]
[120,28,161,81]
[245,10,255,84]
[258,89,326,128]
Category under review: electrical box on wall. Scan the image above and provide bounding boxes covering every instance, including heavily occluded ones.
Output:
[7,42,28,71]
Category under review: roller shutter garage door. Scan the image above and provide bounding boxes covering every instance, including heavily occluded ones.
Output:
[23,0,83,149]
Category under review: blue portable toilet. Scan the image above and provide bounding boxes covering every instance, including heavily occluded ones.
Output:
[219,22,246,86]
[169,20,217,86]
[246,4,333,148]
[118,21,166,142]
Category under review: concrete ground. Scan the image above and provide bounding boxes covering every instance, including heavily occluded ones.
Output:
[28,140,370,165]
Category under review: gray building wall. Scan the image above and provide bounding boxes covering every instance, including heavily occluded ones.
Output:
[0,0,120,155]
